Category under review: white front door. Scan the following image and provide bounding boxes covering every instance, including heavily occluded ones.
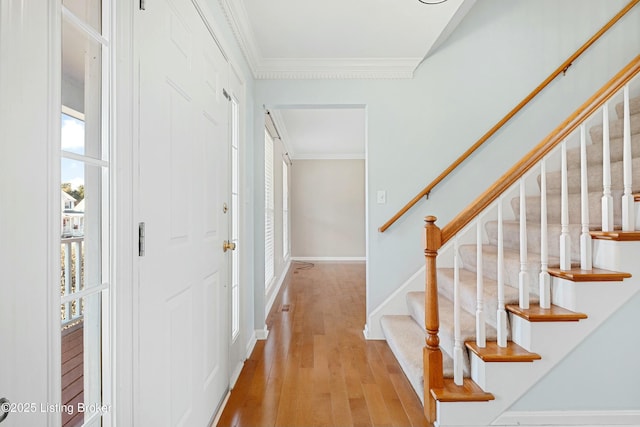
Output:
[136,0,230,424]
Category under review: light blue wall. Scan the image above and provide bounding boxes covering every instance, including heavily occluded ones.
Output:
[252,0,640,320]
[511,291,640,411]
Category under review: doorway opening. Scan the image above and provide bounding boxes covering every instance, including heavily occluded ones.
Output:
[262,105,368,316]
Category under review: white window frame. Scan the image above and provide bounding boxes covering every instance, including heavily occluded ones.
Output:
[230,97,240,341]
[264,130,275,290]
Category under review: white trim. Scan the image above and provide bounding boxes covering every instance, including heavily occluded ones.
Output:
[229,361,244,389]
[210,391,231,427]
[48,0,64,422]
[291,257,366,263]
[492,410,640,426]
[255,58,418,80]
[255,326,270,340]
[265,259,292,317]
[113,0,135,424]
[62,105,85,121]
[245,331,257,359]
[365,265,426,339]
[217,0,419,79]
[216,0,261,73]
[292,153,366,160]
[62,6,110,47]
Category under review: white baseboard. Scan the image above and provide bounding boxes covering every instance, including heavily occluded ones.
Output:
[365,265,426,339]
[255,326,269,340]
[209,391,230,427]
[229,361,244,389]
[291,256,366,262]
[265,259,292,317]
[492,410,640,426]
[245,331,257,358]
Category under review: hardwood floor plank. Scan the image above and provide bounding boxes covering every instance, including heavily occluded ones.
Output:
[216,262,428,427]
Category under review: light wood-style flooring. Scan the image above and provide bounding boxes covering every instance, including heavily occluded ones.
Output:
[217,262,429,427]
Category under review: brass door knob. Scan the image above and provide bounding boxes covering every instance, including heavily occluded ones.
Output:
[223,240,236,252]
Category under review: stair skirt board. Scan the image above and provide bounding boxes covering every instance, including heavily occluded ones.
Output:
[491,410,640,426]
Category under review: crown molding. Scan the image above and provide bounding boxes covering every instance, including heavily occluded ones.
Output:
[217,0,420,80]
[217,0,261,73]
[255,58,419,80]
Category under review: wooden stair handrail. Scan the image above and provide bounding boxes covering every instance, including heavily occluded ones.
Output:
[441,54,640,244]
[379,0,640,233]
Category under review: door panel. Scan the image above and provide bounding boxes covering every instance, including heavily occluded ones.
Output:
[137,0,229,424]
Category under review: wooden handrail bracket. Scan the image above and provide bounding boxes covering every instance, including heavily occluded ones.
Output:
[379,0,639,233]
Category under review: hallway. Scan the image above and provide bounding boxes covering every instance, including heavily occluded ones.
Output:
[217,262,429,427]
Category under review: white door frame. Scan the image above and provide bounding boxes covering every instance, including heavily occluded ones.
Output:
[0,0,62,425]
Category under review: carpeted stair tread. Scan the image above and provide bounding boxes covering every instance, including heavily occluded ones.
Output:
[458,244,560,288]
[513,189,625,227]
[380,314,458,403]
[614,95,640,119]
[563,133,640,170]
[543,155,640,195]
[380,315,427,402]
[406,291,497,378]
[437,267,519,330]
[589,110,640,143]
[485,220,582,260]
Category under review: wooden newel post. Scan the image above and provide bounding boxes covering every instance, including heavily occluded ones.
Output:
[423,215,443,423]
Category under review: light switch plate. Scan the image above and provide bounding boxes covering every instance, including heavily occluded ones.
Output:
[377,190,386,204]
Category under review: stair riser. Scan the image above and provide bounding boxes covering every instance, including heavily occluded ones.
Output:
[458,244,546,289]
[485,221,582,260]
[614,96,640,118]
[588,110,640,143]
[564,133,640,170]
[544,155,640,195]
[437,269,519,331]
[512,189,625,227]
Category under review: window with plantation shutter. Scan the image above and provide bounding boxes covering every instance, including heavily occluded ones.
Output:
[282,160,289,260]
[265,130,275,289]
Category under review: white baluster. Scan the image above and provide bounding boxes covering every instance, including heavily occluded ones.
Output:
[519,180,530,309]
[622,85,635,231]
[580,124,592,270]
[497,199,507,347]
[453,238,464,385]
[539,159,551,309]
[64,241,72,322]
[476,219,486,348]
[602,102,614,232]
[560,140,572,271]
[75,240,83,318]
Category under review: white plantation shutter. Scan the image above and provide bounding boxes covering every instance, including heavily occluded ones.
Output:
[282,160,289,259]
[265,130,275,287]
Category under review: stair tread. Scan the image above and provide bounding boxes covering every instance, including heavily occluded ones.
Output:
[548,267,632,282]
[506,303,587,322]
[465,341,541,362]
[590,230,640,241]
[430,378,494,403]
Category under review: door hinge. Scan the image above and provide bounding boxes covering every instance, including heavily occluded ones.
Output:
[138,222,145,257]
[140,0,146,10]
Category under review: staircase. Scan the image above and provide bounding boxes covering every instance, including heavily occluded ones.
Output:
[381,64,640,426]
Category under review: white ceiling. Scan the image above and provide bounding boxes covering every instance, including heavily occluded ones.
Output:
[242,0,477,158]
[219,0,476,79]
[270,108,366,160]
